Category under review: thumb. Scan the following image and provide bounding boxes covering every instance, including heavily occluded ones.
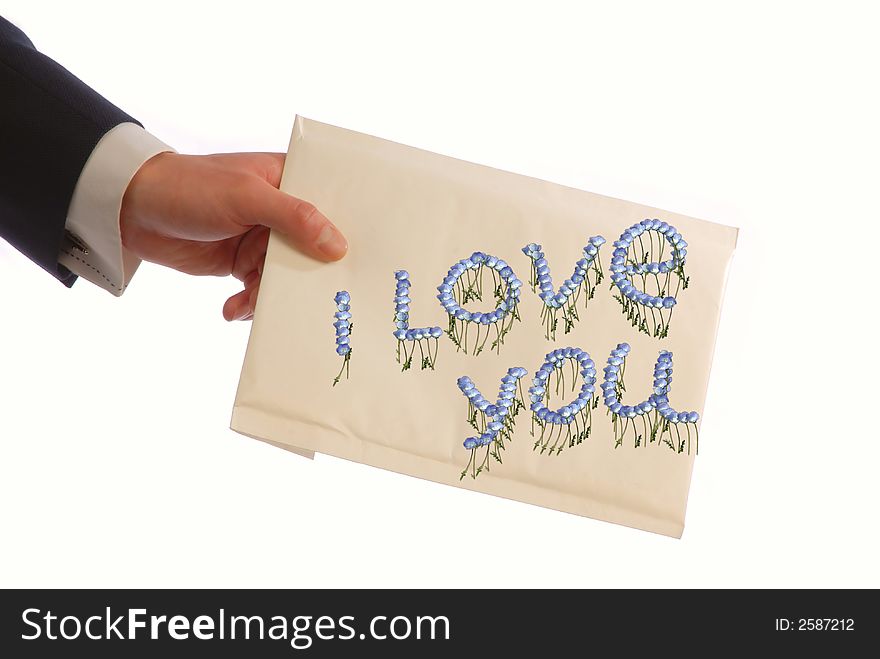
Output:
[239,180,348,262]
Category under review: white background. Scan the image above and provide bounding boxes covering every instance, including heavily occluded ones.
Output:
[1,0,877,587]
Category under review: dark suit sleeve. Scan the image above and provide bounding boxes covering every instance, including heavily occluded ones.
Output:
[0,16,140,286]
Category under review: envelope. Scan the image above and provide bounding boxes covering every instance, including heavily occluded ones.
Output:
[231,116,738,537]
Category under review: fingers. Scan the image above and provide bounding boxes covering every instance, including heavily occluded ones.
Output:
[224,270,261,321]
[237,180,348,262]
[223,152,286,188]
[231,226,270,281]
[257,153,285,188]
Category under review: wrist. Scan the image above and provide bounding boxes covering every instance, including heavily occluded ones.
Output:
[120,150,176,249]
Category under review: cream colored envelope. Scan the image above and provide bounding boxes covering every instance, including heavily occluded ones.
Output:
[231,116,737,537]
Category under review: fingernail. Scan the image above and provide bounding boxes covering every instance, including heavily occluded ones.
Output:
[315,224,348,260]
[232,305,251,321]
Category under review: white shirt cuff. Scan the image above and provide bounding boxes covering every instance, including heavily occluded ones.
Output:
[59,123,174,296]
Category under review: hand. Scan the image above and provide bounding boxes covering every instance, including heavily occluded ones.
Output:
[120,152,347,320]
